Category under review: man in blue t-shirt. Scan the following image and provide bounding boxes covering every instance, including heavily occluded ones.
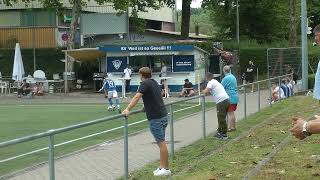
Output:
[122,67,171,177]
[98,74,120,112]
[221,66,239,132]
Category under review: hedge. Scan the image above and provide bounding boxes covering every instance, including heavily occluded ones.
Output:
[0,48,99,81]
[308,74,315,90]
[0,48,64,80]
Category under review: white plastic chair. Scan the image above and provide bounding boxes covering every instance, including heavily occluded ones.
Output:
[33,70,46,80]
[9,82,19,94]
[0,81,9,94]
[53,74,60,80]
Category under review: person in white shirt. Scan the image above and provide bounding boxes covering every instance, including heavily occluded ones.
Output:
[271,83,285,103]
[122,66,132,93]
[160,62,168,77]
[203,73,230,140]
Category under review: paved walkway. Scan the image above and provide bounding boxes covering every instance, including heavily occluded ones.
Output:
[3,90,271,180]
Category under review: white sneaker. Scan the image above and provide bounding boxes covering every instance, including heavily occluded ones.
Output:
[154,168,171,176]
[153,167,161,175]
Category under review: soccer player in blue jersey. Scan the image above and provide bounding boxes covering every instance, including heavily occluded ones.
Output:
[98,74,120,112]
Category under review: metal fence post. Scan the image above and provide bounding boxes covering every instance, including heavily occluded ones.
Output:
[124,117,129,180]
[269,79,272,107]
[169,104,174,161]
[258,82,261,112]
[48,135,55,180]
[244,86,247,119]
[278,77,281,102]
[201,96,206,139]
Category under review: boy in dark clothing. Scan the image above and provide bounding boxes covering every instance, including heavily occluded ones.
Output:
[17,79,31,98]
[122,67,171,177]
[179,79,195,97]
[243,60,256,92]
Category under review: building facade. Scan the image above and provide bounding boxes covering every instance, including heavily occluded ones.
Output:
[0,0,176,48]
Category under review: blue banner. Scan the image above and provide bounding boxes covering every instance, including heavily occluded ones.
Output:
[173,55,194,72]
[99,45,194,52]
[107,56,127,73]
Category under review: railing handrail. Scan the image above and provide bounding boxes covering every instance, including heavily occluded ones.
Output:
[238,73,293,88]
[0,95,205,149]
[0,73,292,149]
[0,109,138,148]
[0,73,294,180]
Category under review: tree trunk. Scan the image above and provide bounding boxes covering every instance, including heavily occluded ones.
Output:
[288,0,296,47]
[180,0,192,39]
[68,0,82,50]
[67,0,82,73]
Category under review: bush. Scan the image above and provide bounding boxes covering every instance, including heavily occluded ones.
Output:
[308,74,315,90]
[0,48,64,79]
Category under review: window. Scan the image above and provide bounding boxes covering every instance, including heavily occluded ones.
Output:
[129,55,172,73]
[145,20,162,30]
[21,10,56,26]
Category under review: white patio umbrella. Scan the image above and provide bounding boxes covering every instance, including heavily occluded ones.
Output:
[12,43,25,82]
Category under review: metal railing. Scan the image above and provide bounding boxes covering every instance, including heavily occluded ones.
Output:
[0,74,294,180]
[238,73,294,119]
[0,95,206,180]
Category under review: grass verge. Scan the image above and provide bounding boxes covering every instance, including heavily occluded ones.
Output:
[122,96,319,180]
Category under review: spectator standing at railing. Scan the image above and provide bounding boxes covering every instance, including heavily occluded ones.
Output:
[221,66,239,132]
[313,24,320,102]
[291,24,320,140]
[245,60,256,92]
[122,67,171,177]
[203,72,230,140]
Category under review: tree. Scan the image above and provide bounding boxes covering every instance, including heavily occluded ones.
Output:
[289,0,297,47]
[308,0,320,30]
[203,0,290,43]
[181,0,192,39]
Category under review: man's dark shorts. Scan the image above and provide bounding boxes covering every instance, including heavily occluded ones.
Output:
[149,116,168,143]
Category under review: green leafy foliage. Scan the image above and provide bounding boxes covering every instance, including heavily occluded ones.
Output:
[177,8,216,35]
[202,0,320,43]
[0,48,64,79]
[308,74,315,89]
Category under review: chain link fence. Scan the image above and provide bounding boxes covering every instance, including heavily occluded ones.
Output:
[267,47,302,82]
